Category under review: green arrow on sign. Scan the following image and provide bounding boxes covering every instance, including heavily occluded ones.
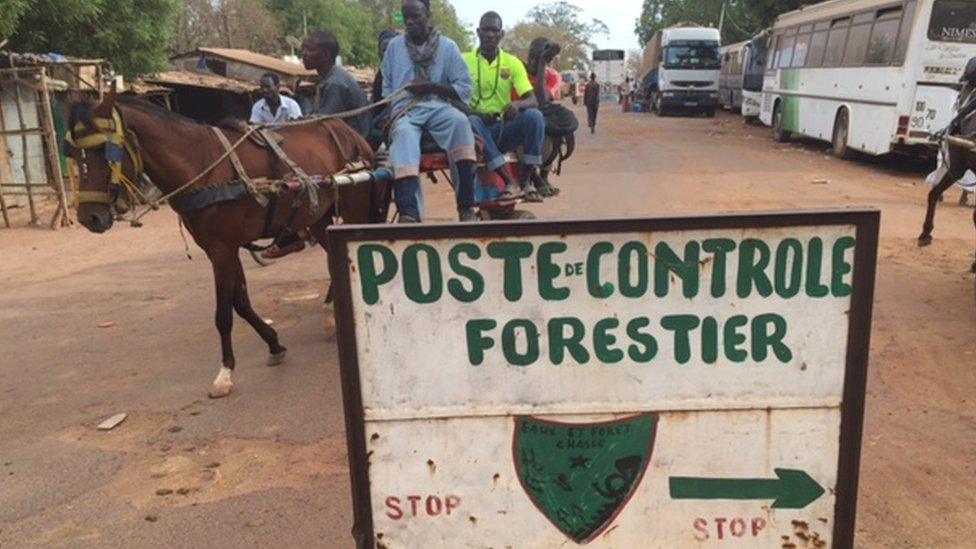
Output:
[669,468,825,509]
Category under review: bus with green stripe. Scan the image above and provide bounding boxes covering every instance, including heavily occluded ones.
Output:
[758,0,976,157]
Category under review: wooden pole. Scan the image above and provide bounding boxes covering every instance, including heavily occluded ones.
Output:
[0,88,11,229]
[38,71,70,229]
[11,70,39,225]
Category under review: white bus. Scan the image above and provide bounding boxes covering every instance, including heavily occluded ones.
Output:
[720,40,749,111]
[592,49,626,88]
[759,0,976,157]
[741,31,770,121]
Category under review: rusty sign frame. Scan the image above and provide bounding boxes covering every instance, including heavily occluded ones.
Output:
[327,208,879,549]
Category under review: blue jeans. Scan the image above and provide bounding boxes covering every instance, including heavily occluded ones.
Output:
[389,100,476,219]
[468,109,545,171]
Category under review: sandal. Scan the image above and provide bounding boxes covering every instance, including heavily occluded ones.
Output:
[523,185,544,203]
[498,184,523,200]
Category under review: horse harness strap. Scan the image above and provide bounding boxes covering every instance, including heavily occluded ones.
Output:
[257,128,319,215]
[66,107,145,205]
[210,127,269,208]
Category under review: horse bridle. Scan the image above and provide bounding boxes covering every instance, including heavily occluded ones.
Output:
[64,106,144,205]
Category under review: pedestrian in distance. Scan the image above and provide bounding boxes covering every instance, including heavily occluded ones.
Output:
[584,72,600,134]
[249,73,302,124]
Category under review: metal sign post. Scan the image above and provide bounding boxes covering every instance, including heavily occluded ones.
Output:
[328,209,879,548]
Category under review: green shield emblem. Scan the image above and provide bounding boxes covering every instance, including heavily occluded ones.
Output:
[513,414,658,543]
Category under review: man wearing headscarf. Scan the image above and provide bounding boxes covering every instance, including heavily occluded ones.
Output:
[381,0,478,222]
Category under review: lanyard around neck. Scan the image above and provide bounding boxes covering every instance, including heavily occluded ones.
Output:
[472,51,502,109]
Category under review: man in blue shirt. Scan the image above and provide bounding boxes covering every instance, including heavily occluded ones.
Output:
[381,0,478,222]
[249,73,303,124]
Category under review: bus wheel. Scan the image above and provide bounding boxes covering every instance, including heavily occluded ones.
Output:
[772,102,790,143]
[832,109,854,159]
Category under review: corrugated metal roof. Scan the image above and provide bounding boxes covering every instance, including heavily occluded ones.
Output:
[142,70,257,94]
[172,47,314,77]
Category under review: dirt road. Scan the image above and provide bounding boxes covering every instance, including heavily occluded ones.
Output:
[1,105,974,548]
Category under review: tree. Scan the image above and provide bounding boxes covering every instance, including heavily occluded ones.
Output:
[634,0,810,47]
[0,0,36,39]
[502,2,608,71]
[269,0,377,67]
[174,0,283,55]
[360,0,473,53]
[626,47,643,76]
[5,0,180,76]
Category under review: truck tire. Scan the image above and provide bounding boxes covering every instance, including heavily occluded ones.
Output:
[704,108,716,118]
[654,93,668,117]
[772,101,791,143]
[832,108,854,159]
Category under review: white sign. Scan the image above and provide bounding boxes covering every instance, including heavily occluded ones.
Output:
[329,211,878,548]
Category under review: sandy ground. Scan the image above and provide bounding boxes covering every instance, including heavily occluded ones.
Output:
[0,104,974,548]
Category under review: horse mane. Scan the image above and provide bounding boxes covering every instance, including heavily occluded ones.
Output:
[116,95,206,126]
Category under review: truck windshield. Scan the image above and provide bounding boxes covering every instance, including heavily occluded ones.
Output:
[928,0,976,43]
[664,41,721,69]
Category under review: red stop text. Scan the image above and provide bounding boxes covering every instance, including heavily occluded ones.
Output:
[384,495,461,520]
[693,516,767,540]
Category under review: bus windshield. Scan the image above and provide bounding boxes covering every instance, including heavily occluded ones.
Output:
[664,41,721,69]
[929,0,976,43]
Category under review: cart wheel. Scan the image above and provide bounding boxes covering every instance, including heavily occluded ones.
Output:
[488,209,536,221]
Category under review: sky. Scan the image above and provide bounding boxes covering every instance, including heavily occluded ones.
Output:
[452,0,643,52]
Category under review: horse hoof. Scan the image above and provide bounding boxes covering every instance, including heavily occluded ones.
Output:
[209,366,233,398]
[208,383,233,399]
[267,350,287,367]
[917,235,933,247]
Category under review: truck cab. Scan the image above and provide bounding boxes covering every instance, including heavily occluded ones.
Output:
[642,27,722,116]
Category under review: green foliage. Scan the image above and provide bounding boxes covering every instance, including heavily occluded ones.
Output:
[270,0,471,67]
[270,0,377,66]
[359,0,472,52]
[503,2,608,71]
[634,0,811,46]
[5,0,180,76]
[174,0,283,54]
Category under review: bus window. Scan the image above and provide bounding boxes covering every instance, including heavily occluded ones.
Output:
[778,35,796,68]
[793,33,812,67]
[767,34,780,69]
[866,7,903,64]
[892,1,917,65]
[843,18,874,65]
[807,29,829,67]
[824,17,851,67]
[928,0,976,43]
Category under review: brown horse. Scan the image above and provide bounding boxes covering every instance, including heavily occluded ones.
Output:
[917,130,976,274]
[918,73,976,275]
[67,89,383,398]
